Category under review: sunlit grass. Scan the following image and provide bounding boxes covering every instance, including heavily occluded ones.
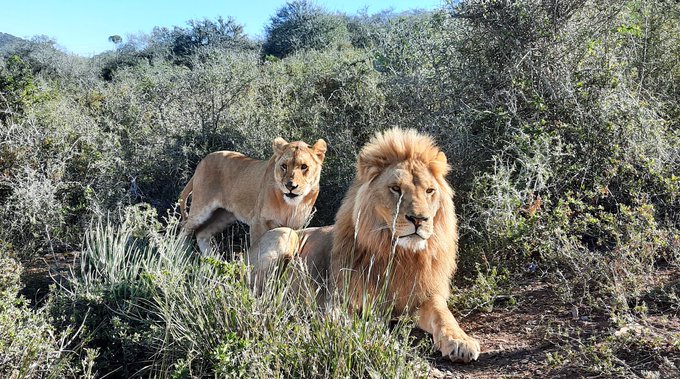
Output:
[54,211,430,378]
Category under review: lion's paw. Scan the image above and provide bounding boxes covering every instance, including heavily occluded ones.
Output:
[440,335,480,363]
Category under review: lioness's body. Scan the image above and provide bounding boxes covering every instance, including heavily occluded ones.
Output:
[250,129,480,363]
[180,138,326,253]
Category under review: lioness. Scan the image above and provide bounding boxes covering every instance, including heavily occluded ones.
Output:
[180,137,327,253]
[250,128,480,363]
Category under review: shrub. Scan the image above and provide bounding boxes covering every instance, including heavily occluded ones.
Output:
[50,205,184,377]
[0,55,40,122]
[435,0,679,302]
[546,321,680,377]
[0,98,125,258]
[0,256,79,378]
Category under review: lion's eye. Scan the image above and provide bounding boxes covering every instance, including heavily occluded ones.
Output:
[426,188,435,194]
[281,164,287,171]
[390,185,401,194]
[301,164,308,170]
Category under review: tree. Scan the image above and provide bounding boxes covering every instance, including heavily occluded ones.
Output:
[262,0,349,59]
[108,34,123,48]
[169,17,255,58]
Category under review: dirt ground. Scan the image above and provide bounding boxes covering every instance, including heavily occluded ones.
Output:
[427,280,560,378]
[429,271,680,378]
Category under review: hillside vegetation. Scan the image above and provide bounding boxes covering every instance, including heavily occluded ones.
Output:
[1,0,678,377]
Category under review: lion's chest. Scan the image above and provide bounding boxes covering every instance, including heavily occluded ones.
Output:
[351,251,451,315]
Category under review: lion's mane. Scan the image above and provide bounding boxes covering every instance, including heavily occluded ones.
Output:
[330,128,459,314]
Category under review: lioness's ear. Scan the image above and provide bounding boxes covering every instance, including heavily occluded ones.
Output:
[312,139,327,161]
[272,137,288,156]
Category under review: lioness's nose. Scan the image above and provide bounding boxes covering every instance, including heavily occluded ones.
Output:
[406,214,428,228]
[286,181,298,191]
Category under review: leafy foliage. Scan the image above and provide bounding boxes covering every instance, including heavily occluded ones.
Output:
[0,55,39,122]
[0,0,678,377]
[0,256,80,378]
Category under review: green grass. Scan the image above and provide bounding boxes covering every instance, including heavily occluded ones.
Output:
[50,209,430,378]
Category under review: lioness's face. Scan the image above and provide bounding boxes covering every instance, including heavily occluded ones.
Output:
[272,138,327,205]
[371,160,442,251]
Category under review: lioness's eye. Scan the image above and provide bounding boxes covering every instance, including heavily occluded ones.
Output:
[281,164,287,171]
[390,185,401,194]
[426,188,435,194]
[301,164,308,170]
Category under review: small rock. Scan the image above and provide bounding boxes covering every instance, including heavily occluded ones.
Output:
[614,324,644,337]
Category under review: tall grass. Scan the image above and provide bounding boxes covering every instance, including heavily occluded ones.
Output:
[53,207,430,378]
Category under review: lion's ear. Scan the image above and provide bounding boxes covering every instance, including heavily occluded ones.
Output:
[357,153,384,182]
[431,151,450,178]
[436,151,447,165]
[272,137,288,156]
[312,139,327,161]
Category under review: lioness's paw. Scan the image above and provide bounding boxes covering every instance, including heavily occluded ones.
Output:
[441,336,480,363]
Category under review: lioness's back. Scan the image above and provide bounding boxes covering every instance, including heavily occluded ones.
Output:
[191,151,271,223]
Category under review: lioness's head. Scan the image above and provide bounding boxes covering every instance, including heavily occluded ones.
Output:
[272,137,327,205]
[351,128,453,252]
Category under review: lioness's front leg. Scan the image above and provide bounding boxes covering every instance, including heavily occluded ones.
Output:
[417,295,480,363]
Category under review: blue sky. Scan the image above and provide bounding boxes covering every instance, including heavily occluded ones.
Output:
[1,0,445,56]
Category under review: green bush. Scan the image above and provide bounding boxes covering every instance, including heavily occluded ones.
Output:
[0,55,40,122]
[0,256,79,378]
[50,205,183,377]
[0,96,125,258]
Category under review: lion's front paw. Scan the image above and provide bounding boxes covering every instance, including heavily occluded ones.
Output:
[440,335,480,363]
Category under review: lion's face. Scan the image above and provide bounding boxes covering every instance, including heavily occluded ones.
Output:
[272,138,327,205]
[348,128,453,254]
[364,160,443,251]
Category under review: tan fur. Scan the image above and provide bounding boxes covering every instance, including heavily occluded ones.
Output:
[179,137,327,253]
[251,128,480,363]
[247,227,301,294]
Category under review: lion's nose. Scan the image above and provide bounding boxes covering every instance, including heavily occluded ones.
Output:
[406,214,429,228]
[286,181,298,191]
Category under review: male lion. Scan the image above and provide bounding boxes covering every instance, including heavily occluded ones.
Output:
[179,137,327,253]
[250,128,480,363]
